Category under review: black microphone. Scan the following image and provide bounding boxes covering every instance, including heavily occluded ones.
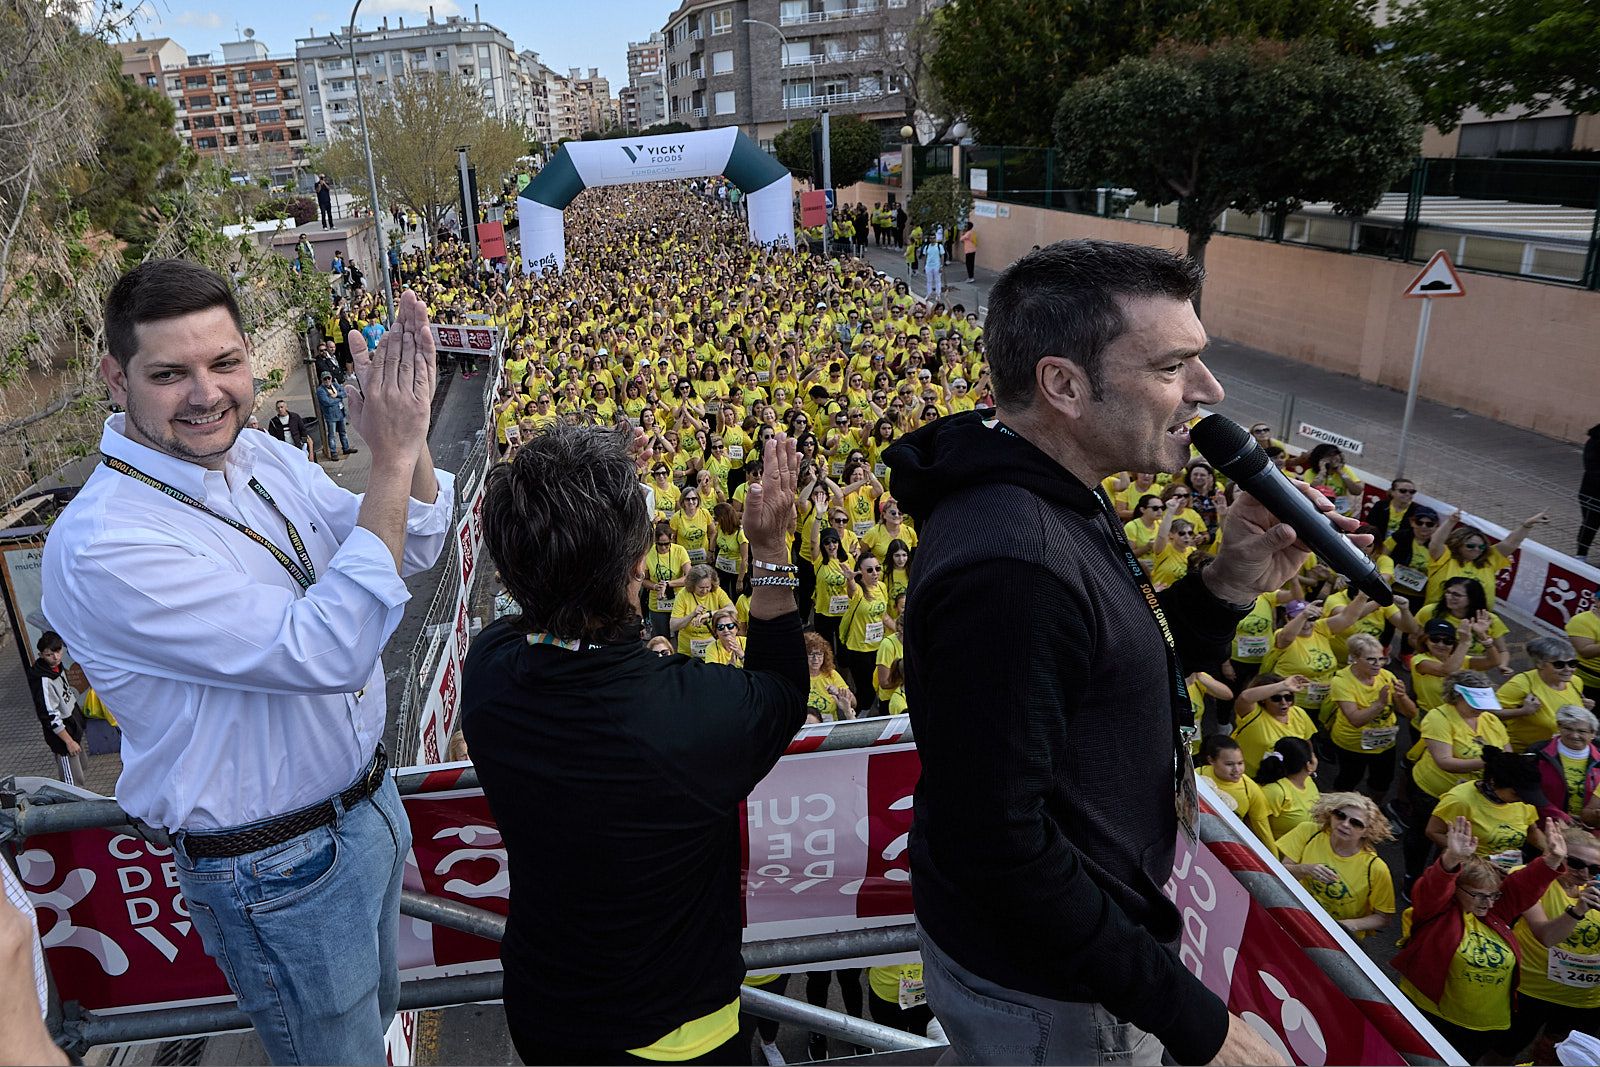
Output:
[1191,414,1394,606]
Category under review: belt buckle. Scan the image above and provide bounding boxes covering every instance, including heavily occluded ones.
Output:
[365,745,386,793]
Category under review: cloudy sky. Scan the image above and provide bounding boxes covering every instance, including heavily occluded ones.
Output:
[127,0,668,87]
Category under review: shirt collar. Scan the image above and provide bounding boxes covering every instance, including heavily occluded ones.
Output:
[100,412,258,500]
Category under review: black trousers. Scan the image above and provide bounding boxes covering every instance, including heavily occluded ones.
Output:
[1578,476,1600,557]
[965,251,976,280]
[1331,745,1397,799]
[805,969,862,1021]
[743,973,790,1045]
[814,613,842,658]
[867,991,933,1037]
[841,647,879,716]
[1403,777,1442,891]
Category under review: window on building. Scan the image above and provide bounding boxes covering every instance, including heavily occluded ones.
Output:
[1457,115,1575,156]
[330,79,346,91]
[196,136,217,149]
[235,71,248,84]
[857,33,879,53]
[221,114,234,126]
[214,73,226,86]
[251,68,272,81]
[781,41,811,65]
[280,66,295,79]
[189,94,211,109]
[858,73,881,94]
[711,50,733,75]
[780,0,807,22]
[254,89,278,103]
[192,115,216,129]
[185,75,207,89]
[710,8,733,34]
[258,108,281,123]
[783,82,812,106]
[714,90,735,114]
[478,44,491,59]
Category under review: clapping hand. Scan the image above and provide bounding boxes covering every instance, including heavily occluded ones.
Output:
[1443,815,1478,866]
[346,292,435,458]
[1542,819,1569,870]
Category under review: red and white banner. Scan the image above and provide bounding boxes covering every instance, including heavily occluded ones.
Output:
[1354,474,1599,640]
[430,324,499,356]
[16,740,1456,1064]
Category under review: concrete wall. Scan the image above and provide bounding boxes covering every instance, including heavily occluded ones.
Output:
[943,200,1600,443]
[249,323,304,404]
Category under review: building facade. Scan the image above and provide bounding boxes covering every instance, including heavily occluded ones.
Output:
[660,0,916,150]
[294,15,535,147]
[117,35,309,183]
[568,67,616,134]
[627,32,668,128]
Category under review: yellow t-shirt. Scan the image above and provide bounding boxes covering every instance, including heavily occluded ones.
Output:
[1496,670,1585,752]
[1514,877,1600,1009]
[646,543,690,614]
[1233,704,1317,778]
[1324,589,1400,663]
[703,634,746,667]
[1567,609,1600,680]
[1275,822,1393,939]
[671,586,733,657]
[807,669,849,721]
[1327,667,1404,755]
[860,522,917,563]
[713,527,747,578]
[1262,623,1340,711]
[1198,768,1277,856]
[874,632,903,702]
[1559,754,1590,818]
[1432,779,1538,860]
[1123,518,1161,563]
[1400,914,1517,1031]
[813,560,851,619]
[1149,544,1195,589]
[1410,653,1450,714]
[887,688,908,716]
[843,488,877,536]
[670,508,716,565]
[1412,705,1510,799]
[1426,546,1510,609]
[1262,776,1321,839]
[628,997,740,1061]
[1231,593,1277,664]
[867,963,925,1006]
[843,583,892,654]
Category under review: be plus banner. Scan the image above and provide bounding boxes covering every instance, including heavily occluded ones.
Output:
[430,324,499,356]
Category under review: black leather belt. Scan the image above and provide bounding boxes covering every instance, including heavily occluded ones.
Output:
[181,744,388,859]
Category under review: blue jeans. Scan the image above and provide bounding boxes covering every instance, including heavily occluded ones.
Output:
[174,776,410,1065]
[918,926,1165,1066]
[321,415,351,455]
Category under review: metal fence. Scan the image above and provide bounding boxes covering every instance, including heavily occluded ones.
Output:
[959,148,1600,289]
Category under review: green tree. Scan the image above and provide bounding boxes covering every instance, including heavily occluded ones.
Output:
[1387,0,1600,131]
[1054,37,1419,310]
[318,72,526,238]
[906,174,973,245]
[68,73,190,255]
[772,115,884,189]
[928,0,1378,146]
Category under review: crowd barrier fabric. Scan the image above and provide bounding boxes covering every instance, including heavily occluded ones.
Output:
[15,734,1458,1062]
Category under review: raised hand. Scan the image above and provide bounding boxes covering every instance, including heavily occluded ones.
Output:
[346,291,436,460]
[744,433,798,558]
[1443,815,1478,866]
[1543,819,1568,870]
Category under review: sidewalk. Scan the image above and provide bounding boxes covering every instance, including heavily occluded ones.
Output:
[852,243,1588,551]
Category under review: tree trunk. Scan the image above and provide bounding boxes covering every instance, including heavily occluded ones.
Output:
[1185,229,1212,318]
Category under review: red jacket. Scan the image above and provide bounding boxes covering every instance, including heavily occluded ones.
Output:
[1391,855,1561,1006]
[1529,737,1600,823]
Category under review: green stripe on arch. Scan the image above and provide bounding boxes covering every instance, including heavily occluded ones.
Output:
[522,147,586,209]
[725,131,789,193]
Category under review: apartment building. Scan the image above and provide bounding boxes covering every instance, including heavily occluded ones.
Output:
[120,34,309,182]
[627,32,668,128]
[568,67,616,135]
[546,68,581,141]
[517,50,555,144]
[660,0,916,149]
[294,14,537,145]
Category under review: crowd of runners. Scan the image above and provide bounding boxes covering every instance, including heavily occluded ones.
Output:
[325,180,1600,1065]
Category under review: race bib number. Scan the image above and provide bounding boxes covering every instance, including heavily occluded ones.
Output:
[873,462,887,479]
[1304,682,1331,706]
[854,520,873,536]
[687,547,706,564]
[897,976,927,1010]
[756,370,770,382]
[1234,635,1269,659]
[864,621,884,645]
[654,591,674,613]
[690,638,713,659]
[727,445,744,462]
[1548,945,1600,988]
[1361,725,1400,751]
[828,594,850,616]
[1394,565,1427,593]
[715,554,739,574]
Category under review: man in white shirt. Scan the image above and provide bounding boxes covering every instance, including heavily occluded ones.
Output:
[41,260,453,1065]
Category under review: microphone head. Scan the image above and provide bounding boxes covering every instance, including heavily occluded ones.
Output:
[1192,414,1269,479]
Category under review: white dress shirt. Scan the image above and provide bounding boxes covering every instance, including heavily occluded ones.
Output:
[40,415,454,831]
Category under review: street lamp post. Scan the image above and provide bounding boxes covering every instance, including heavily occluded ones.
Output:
[344,0,394,325]
[741,18,795,130]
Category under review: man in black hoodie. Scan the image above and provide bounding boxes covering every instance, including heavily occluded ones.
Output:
[1578,422,1599,559]
[884,240,1349,1065]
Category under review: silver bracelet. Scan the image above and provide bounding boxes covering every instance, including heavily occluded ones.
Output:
[751,558,798,573]
[750,575,799,588]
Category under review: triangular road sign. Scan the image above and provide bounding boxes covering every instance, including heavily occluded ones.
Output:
[1403,249,1466,298]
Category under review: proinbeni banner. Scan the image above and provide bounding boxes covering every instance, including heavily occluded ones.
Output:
[430,324,498,356]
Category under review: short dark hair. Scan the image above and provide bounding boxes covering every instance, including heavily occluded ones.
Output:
[36,630,64,654]
[482,423,651,643]
[104,259,245,371]
[984,240,1202,407]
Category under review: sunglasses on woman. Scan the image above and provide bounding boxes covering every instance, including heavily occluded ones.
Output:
[1549,659,1580,669]
[714,622,738,632]
[1332,810,1367,830]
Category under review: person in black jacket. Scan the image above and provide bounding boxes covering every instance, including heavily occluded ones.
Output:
[463,424,807,1065]
[1578,422,1600,559]
[884,240,1358,1066]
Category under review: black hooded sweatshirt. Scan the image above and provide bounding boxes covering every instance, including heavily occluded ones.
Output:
[885,410,1242,1065]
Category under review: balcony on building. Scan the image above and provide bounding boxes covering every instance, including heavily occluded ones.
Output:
[779,0,882,27]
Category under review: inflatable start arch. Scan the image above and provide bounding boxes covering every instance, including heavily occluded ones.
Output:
[518,128,795,274]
